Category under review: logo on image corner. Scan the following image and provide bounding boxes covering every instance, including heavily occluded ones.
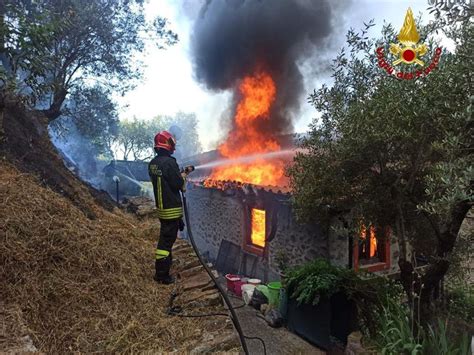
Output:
[376,8,442,80]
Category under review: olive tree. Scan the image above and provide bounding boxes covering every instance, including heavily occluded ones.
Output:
[0,0,177,120]
[288,19,472,323]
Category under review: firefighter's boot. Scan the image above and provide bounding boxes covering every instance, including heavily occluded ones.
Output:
[153,273,175,284]
[154,249,174,284]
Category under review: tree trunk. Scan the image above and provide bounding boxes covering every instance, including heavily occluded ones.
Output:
[399,199,471,326]
[41,87,68,122]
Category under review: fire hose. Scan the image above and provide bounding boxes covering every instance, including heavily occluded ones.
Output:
[171,174,266,355]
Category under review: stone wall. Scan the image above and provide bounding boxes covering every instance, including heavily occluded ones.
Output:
[185,185,244,262]
[269,203,329,274]
[184,183,400,279]
[185,184,328,281]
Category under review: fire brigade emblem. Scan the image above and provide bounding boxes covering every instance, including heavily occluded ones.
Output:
[389,8,427,66]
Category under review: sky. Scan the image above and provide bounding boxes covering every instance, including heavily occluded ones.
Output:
[115,0,438,151]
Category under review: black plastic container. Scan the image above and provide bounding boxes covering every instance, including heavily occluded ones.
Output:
[287,297,332,350]
[286,292,357,350]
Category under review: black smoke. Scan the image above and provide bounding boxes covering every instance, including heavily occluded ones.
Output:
[191,0,339,136]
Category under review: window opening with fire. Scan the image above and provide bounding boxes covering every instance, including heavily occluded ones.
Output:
[251,209,266,248]
[243,208,266,256]
[354,225,390,271]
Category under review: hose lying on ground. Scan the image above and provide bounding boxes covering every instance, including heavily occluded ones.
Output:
[177,191,267,355]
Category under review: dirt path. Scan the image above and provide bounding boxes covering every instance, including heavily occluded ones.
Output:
[226,287,325,355]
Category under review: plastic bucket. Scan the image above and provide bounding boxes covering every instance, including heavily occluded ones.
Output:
[256,285,270,301]
[267,281,282,307]
[225,274,241,294]
[248,278,261,286]
[242,284,256,304]
[234,279,245,297]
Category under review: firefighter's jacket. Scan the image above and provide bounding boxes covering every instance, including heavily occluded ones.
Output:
[148,150,184,220]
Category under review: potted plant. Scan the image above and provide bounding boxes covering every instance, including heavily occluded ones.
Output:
[284,259,357,350]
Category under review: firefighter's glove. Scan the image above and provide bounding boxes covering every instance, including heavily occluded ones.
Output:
[178,218,185,231]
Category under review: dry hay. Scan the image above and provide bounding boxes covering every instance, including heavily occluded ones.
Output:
[0,161,211,352]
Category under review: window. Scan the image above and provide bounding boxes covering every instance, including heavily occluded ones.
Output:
[353,225,391,272]
[243,208,266,256]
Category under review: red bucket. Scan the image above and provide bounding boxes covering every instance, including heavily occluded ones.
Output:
[234,279,245,297]
[225,274,241,294]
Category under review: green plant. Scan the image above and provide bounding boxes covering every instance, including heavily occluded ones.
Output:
[446,285,474,323]
[423,319,470,355]
[285,259,350,305]
[286,259,401,312]
[374,299,471,355]
[376,299,423,354]
[287,12,473,325]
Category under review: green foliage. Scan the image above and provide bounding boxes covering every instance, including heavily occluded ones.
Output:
[288,19,472,228]
[376,299,422,355]
[423,319,470,355]
[446,285,474,324]
[285,258,403,337]
[64,86,118,152]
[162,112,203,161]
[1,0,177,119]
[287,15,473,322]
[375,299,470,355]
[285,259,350,305]
[0,2,67,100]
[116,113,202,161]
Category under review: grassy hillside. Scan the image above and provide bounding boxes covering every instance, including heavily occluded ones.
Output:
[0,159,210,352]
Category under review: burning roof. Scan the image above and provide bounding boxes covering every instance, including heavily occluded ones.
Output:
[189,178,291,196]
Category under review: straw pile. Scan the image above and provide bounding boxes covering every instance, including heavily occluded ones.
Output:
[0,160,219,352]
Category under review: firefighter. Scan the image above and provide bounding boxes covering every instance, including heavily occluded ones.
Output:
[148,130,187,284]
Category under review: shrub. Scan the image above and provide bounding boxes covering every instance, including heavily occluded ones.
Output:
[375,299,423,354]
[285,259,350,305]
[446,285,474,324]
[284,258,402,337]
[375,299,470,355]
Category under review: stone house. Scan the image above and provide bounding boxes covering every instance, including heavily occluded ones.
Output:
[185,181,400,282]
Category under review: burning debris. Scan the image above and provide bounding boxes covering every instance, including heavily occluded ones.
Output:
[191,0,340,187]
[198,178,291,195]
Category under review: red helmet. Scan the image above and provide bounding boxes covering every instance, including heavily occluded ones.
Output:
[154,130,176,153]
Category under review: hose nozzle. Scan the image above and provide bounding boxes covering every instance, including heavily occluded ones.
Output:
[182,165,195,175]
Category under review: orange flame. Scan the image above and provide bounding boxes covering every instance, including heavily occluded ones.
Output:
[360,224,378,258]
[209,70,286,186]
[251,208,266,247]
[369,226,377,258]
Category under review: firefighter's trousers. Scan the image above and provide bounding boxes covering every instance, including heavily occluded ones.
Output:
[155,218,179,279]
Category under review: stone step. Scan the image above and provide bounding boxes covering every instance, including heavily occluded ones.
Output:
[182,272,213,292]
[179,265,205,279]
[172,242,193,253]
[177,287,219,303]
[178,288,222,307]
[189,332,240,354]
[181,259,201,271]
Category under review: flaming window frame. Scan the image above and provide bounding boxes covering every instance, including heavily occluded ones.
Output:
[353,226,391,272]
[243,206,267,257]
